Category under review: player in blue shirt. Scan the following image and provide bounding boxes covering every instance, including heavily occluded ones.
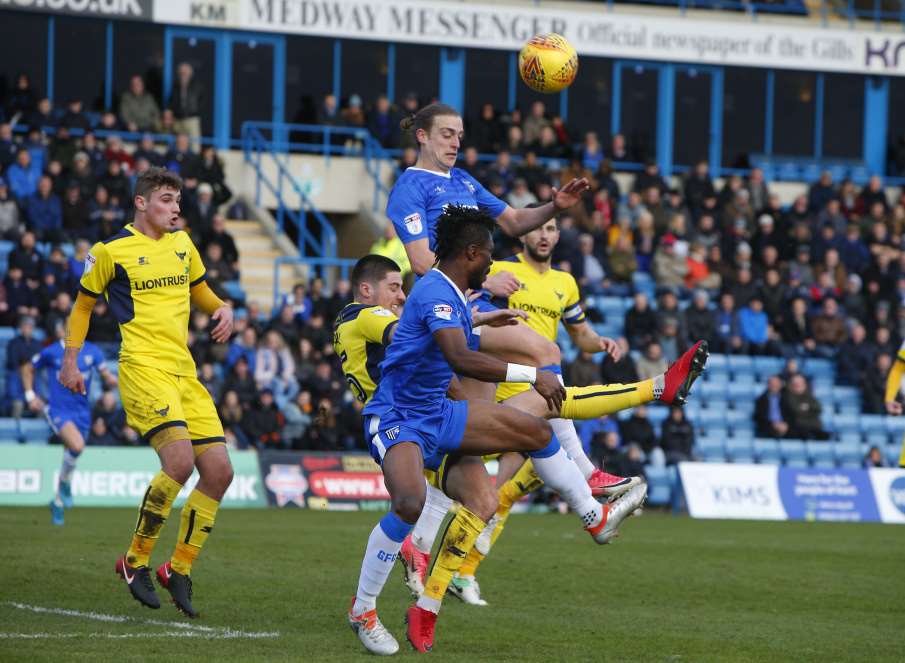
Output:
[349,206,655,654]
[21,337,116,525]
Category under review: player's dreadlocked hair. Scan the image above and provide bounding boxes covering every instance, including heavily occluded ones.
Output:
[434,205,496,262]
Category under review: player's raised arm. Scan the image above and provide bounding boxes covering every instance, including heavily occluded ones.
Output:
[495,177,589,237]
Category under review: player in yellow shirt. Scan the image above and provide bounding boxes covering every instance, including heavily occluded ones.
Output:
[884,341,905,467]
[60,167,234,618]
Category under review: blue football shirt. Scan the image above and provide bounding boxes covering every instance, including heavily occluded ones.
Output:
[386,167,508,251]
[31,341,106,415]
[364,269,472,415]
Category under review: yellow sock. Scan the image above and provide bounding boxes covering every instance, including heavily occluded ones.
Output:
[560,381,654,420]
[422,507,485,604]
[171,489,220,575]
[127,470,183,568]
[459,462,542,577]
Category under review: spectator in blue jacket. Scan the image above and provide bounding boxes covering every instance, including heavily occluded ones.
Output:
[739,295,776,355]
[6,149,41,200]
[24,175,63,243]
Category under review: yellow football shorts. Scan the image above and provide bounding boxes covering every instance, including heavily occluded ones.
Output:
[118,363,225,457]
[495,381,532,403]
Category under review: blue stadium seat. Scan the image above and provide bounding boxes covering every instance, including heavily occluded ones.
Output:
[803,358,834,380]
[820,410,834,431]
[839,459,862,469]
[779,439,809,464]
[646,406,670,424]
[596,296,624,315]
[698,439,727,462]
[700,382,728,400]
[886,444,902,466]
[866,432,889,448]
[833,414,859,435]
[19,419,51,443]
[726,409,751,428]
[644,465,673,506]
[807,441,836,468]
[725,437,754,463]
[835,402,860,417]
[730,399,755,416]
[683,402,701,421]
[859,415,887,436]
[698,409,726,427]
[832,386,860,406]
[886,417,905,436]
[706,354,729,372]
[813,383,833,402]
[838,431,862,445]
[0,418,18,440]
[0,437,18,445]
[833,442,862,466]
[727,355,754,379]
[785,457,811,468]
[752,356,783,380]
[754,438,781,464]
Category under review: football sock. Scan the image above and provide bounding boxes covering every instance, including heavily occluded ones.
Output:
[459,460,543,577]
[550,417,596,478]
[126,470,183,568]
[559,380,654,420]
[59,447,80,484]
[530,447,603,530]
[412,483,454,555]
[417,507,485,614]
[171,489,220,575]
[353,512,412,615]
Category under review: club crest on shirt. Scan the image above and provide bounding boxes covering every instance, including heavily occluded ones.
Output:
[433,304,453,320]
[403,212,422,235]
[138,256,149,266]
[463,179,475,194]
[175,251,186,261]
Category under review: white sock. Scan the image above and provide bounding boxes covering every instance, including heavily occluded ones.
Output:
[653,374,665,400]
[411,484,453,554]
[550,418,596,479]
[531,448,603,529]
[60,448,80,484]
[352,516,409,614]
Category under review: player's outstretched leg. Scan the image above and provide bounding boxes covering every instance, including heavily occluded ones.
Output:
[407,456,496,652]
[399,483,453,598]
[349,442,425,655]
[158,446,233,618]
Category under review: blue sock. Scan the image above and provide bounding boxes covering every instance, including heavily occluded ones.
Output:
[379,511,414,542]
[528,431,562,459]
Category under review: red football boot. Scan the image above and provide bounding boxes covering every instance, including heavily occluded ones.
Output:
[660,340,709,405]
[399,534,430,598]
[405,605,438,653]
[587,468,643,501]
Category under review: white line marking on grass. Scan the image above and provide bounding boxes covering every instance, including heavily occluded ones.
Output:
[0,631,270,639]
[4,602,279,639]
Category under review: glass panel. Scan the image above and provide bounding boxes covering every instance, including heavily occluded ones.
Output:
[340,39,387,107]
[231,39,274,138]
[285,35,333,124]
[113,22,164,110]
[394,44,439,106]
[619,65,658,163]
[463,48,508,126]
[0,11,47,114]
[722,67,766,168]
[774,71,816,156]
[673,68,711,168]
[564,56,612,146]
[55,17,105,111]
[822,74,863,159]
[171,36,216,137]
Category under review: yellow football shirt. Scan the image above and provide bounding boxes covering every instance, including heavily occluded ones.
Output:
[79,224,205,376]
[333,302,399,404]
[487,254,586,342]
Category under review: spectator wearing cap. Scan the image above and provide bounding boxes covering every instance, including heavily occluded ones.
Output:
[653,233,689,290]
[6,149,41,201]
[120,74,160,133]
[24,175,63,243]
[811,298,847,357]
[0,177,21,240]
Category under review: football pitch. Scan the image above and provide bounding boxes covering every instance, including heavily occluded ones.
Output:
[0,507,901,662]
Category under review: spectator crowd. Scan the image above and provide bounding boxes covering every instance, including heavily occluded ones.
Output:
[2,77,903,472]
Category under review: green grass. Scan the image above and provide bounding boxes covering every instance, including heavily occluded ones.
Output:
[0,507,902,662]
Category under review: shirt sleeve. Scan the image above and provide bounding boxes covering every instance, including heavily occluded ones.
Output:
[187,235,206,287]
[422,292,468,336]
[464,171,508,219]
[79,242,114,297]
[386,176,429,245]
[562,273,586,326]
[31,348,48,370]
[358,307,399,346]
[897,341,905,363]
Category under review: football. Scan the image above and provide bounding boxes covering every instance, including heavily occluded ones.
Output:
[518,33,579,94]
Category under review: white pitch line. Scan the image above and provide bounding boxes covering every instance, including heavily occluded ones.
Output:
[0,631,267,639]
[4,602,279,639]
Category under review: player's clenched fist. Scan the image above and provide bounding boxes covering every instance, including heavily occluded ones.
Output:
[59,360,86,395]
[533,369,566,413]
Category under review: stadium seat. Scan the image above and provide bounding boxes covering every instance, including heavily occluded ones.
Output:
[725,437,754,463]
[727,355,754,378]
[700,381,728,399]
[697,436,726,461]
[706,354,729,372]
[833,442,862,466]
[802,358,834,380]
[0,418,19,440]
[785,457,810,468]
[866,432,889,448]
[752,356,783,380]
[779,439,808,465]
[835,402,860,417]
[838,431,862,445]
[646,407,670,425]
[0,437,18,445]
[753,438,781,464]
[644,465,673,506]
[0,327,16,343]
[812,383,833,402]
[19,419,51,443]
[725,409,751,429]
[683,402,702,421]
[807,441,836,468]
[698,409,726,427]
[839,459,862,469]
[859,415,887,436]
[886,417,905,436]
[730,399,755,416]
[832,414,859,435]
[886,444,902,466]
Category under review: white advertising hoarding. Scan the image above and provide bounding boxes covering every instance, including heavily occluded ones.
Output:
[154,0,905,76]
[678,462,787,520]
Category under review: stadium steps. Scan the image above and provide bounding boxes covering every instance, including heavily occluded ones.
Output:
[227,219,304,313]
